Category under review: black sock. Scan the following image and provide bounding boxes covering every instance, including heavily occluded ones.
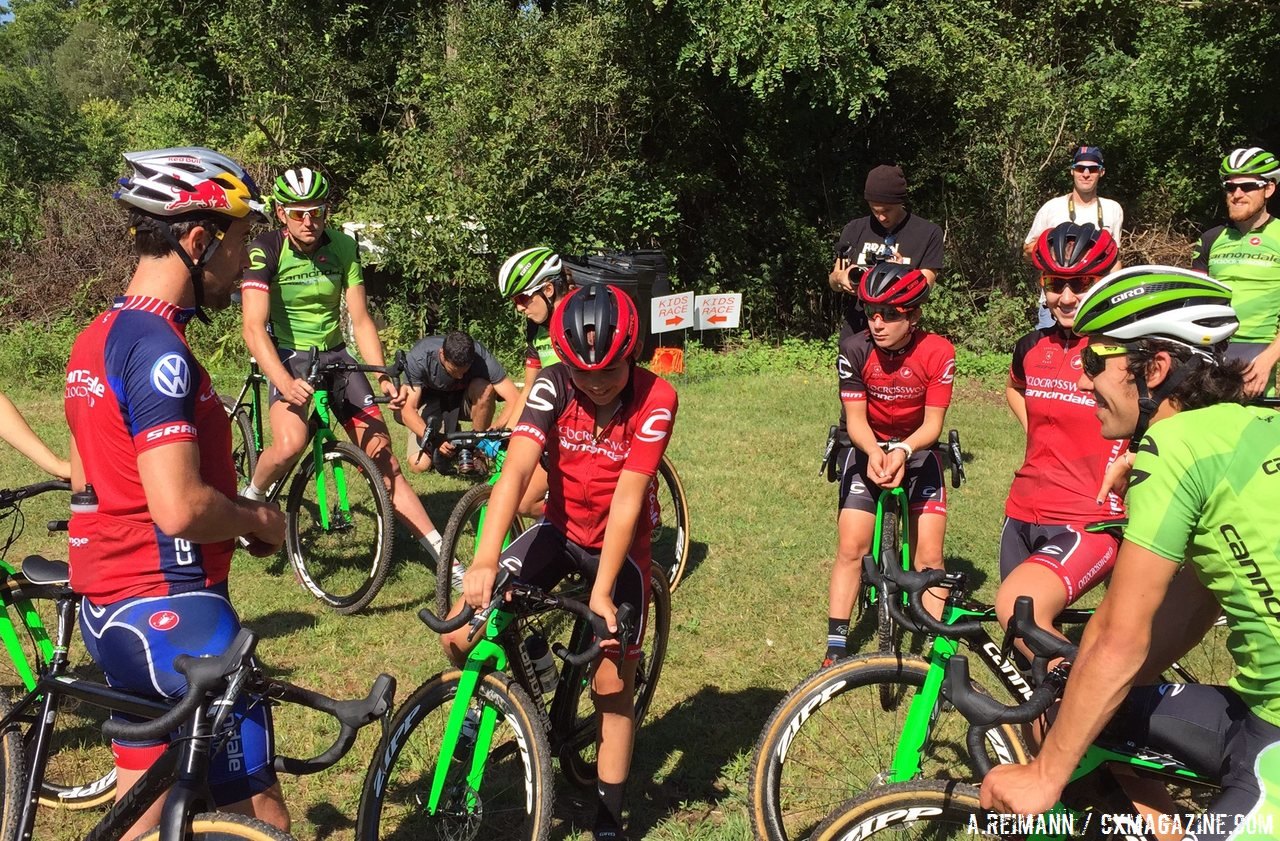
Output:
[827,617,850,655]
[595,780,625,838]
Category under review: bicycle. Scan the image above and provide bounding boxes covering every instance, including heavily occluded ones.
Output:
[356,564,671,840]
[748,553,1217,841]
[0,481,116,810]
[0,560,395,841]
[851,429,967,668]
[221,348,408,613]
[425,421,691,615]
[804,608,1229,841]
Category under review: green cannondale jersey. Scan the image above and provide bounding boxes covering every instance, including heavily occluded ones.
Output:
[1191,218,1280,344]
[1124,403,1280,726]
[241,229,363,351]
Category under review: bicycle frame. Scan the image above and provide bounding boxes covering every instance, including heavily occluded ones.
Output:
[865,485,911,608]
[229,360,267,458]
[0,561,55,690]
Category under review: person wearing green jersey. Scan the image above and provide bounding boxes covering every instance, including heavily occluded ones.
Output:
[1192,146,1280,397]
[496,246,576,517]
[239,166,445,559]
[982,266,1280,840]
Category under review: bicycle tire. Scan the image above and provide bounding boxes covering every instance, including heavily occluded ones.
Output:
[808,780,992,841]
[285,441,394,614]
[355,668,553,841]
[748,653,1028,841]
[435,483,525,617]
[651,456,691,593]
[0,693,25,840]
[221,396,259,487]
[876,509,904,683]
[0,584,115,810]
[555,568,671,790]
[134,811,295,840]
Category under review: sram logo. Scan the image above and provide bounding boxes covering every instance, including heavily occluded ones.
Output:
[144,423,196,442]
[525,378,558,413]
[636,408,673,443]
[836,806,944,841]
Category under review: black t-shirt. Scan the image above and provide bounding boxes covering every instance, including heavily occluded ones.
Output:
[404,336,507,394]
[834,212,945,335]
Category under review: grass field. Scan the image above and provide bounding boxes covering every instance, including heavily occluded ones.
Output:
[0,356,1226,840]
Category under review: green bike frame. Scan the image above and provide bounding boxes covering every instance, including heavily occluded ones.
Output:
[427,609,515,814]
[0,559,54,690]
[306,388,356,532]
[866,485,912,608]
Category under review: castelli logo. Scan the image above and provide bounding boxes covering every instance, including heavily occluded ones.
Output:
[148,610,180,631]
[1250,236,1262,246]
[899,366,914,380]
[1070,354,1083,370]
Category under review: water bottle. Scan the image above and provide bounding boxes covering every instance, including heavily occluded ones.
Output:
[524,634,559,695]
[70,484,98,515]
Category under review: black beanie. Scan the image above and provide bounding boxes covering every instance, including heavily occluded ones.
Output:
[864,165,908,204]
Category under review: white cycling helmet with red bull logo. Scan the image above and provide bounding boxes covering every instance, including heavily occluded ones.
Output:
[115,147,267,221]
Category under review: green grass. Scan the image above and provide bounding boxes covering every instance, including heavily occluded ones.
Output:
[0,360,1230,839]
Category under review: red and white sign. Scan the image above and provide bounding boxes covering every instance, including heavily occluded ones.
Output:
[651,292,695,333]
[694,293,742,330]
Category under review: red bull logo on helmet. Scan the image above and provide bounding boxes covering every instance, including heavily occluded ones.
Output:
[165,179,231,212]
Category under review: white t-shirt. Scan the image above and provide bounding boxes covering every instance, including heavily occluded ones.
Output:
[1024,194,1124,246]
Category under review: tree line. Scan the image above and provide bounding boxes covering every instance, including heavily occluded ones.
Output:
[1,0,1276,354]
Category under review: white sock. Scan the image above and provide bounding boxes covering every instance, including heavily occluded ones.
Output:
[242,483,264,502]
[421,530,443,559]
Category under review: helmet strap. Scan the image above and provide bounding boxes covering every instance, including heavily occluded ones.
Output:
[1128,355,1201,448]
[156,220,225,325]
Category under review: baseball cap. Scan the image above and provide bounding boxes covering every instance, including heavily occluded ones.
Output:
[1072,146,1104,167]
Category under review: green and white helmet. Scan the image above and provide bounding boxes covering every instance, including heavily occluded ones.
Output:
[1220,147,1280,181]
[1073,265,1238,351]
[498,247,562,298]
[272,167,331,203]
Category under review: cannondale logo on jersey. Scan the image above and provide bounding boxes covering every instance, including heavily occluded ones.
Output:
[151,353,192,398]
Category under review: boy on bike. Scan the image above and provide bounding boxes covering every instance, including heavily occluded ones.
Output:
[441,283,678,841]
[982,267,1280,839]
[238,166,445,559]
[826,263,956,667]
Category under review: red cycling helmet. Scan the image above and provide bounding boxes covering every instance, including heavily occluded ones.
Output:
[858,263,931,309]
[1032,223,1118,277]
[550,283,640,370]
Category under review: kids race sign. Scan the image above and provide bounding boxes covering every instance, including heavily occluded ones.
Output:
[650,292,695,333]
[693,293,741,330]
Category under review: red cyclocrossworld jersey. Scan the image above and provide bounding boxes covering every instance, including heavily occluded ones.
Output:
[1006,327,1125,524]
[513,364,677,553]
[64,296,237,603]
[838,330,956,442]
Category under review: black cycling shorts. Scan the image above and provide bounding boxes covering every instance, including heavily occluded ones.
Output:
[270,345,380,426]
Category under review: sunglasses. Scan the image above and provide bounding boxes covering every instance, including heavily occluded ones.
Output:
[512,291,534,307]
[1222,180,1269,194]
[1071,164,1102,174]
[864,304,911,323]
[282,204,327,221]
[1040,274,1100,295]
[1081,343,1129,378]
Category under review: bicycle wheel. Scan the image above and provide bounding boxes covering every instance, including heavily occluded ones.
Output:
[285,441,394,614]
[135,811,295,840]
[435,484,524,617]
[355,669,553,841]
[0,584,114,810]
[809,781,993,841]
[221,396,259,487]
[748,653,1028,841]
[650,456,690,592]
[555,569,670,790]
[0,693,26,839]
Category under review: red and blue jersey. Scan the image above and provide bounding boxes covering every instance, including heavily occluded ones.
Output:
[514,364,677,553]
[65,296,236,604]
[1006,327,1126,524]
